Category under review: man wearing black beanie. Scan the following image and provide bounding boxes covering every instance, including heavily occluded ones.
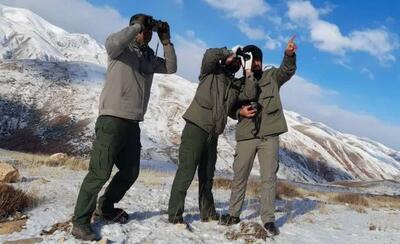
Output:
[219,37,297,238]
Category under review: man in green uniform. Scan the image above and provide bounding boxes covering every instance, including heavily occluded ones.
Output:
[72,14,177,241]
[168,46,258,224]
[219,37,297,237]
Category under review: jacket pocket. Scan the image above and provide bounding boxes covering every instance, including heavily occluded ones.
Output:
[194,96,213,110]
[261,96,280,114]
[236,118,255,139]
[194,79,214,109]
[100,117,120,135]
[89,135,113,177]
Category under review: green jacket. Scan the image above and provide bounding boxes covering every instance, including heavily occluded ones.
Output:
[234,53,296,141]
[99,23,177,121]
[183,47,257,136]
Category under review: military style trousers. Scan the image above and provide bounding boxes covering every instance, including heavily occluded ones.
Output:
[73,115,141,227]
[228,136,279,224]
[168,121,218,222]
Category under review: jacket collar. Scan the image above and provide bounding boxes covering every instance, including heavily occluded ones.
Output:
[129,41,153,60]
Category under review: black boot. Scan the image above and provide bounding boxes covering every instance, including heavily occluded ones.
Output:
[201,212,220,222]
[218,214,240,226]
[168,216,185,224]
[98,208,129,224]
[71,225,99,241]
[264,222,279,237]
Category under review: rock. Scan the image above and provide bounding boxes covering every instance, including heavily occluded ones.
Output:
[3,237,43,244]
[225,222,268,242]
[0,161,20,183]
[97,239,110,244]
[49,153,69,162]
[0,218,27,235]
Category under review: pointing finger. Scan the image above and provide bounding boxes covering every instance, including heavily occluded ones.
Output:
[288,35,296,43]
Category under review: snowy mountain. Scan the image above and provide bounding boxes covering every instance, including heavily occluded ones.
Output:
[0,4,107,66]
[0,4,399,183]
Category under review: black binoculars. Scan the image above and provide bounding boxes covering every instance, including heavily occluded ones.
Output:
[250,101,261,111]
[144,16,168,31]
[236,48,252,61]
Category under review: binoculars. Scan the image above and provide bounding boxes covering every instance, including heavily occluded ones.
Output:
[236,48,252,61]
[250,101,261,111]
[143,16,168,31]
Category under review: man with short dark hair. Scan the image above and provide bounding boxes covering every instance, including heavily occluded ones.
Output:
[72,13,177,241]
[219,37,297,237]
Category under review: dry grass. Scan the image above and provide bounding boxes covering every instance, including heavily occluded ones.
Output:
[329,193,370,207]
[276,181,303,199]
[136,169,172,187]
[213,178,232,190]
[214,177,400,211]
[213,178,304,199]
[5,150,88,171]
[368,195,400,209]
[0,183,37,219]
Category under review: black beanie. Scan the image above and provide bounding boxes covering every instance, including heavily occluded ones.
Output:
[243,45,263,63]
[129,13,150,26]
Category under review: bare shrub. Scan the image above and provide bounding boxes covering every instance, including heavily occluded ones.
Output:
[213,178,232,190]
[0,183,37,219]
[11,152,88,171]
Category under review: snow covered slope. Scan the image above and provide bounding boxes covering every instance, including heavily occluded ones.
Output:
[0,4,107,66]
[0,4,399,183]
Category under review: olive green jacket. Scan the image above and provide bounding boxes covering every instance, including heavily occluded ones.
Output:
[234,53,296,141]
[99,23,177,121]
[183,47,257,136]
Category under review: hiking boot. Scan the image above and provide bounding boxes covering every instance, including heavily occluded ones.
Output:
[201,212,220,222]
[98,208,129,224]
[218,214,240,226]
[168,216,185,224]
[71,225,99,241]
[264,222,279,237]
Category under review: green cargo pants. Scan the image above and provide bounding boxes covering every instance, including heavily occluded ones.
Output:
[168,121,218,222]
[228,136,279,224]
[73,115,141,227]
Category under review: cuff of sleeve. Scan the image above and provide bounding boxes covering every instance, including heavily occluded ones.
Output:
[224,48,234,56]
[163,41,173,46]
[131,23,143,32]
[236,108,241,120]
[284,52,296,59]
[283,52,296,64]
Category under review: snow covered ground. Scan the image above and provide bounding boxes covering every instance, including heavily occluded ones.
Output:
[1,152,399,244]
